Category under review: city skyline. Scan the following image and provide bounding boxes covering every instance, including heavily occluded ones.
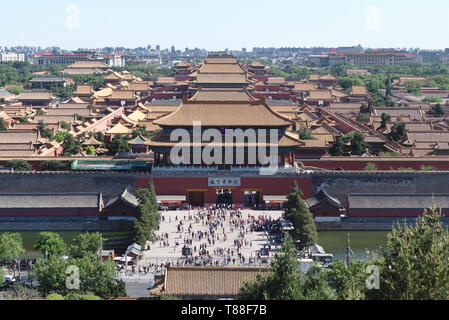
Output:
[0,0,447,51]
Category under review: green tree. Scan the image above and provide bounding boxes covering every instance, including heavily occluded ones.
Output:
[423,96,443,103]
[297,125,315,140]
[238,233,336,300]
[6,159,33,171]
[31,256,70,296]
[45,293,65,300]
[0,233,25,261]
[0,267,4,287]
[379,113,391,130]
[37,120,53,139]
[364,162,377,171]
[385,77,393,97]
[132,125,150,139]
[40,160,71,171]
[60,121,71,131]
[108,134,131,155]
[33,232,68,258]
[70,254,125,299]
[31,254,125,299]
[0,118,8,131]
[62,134,81,156]
[330,131,367,156]
[356,113,369,124]
[85,145,96,155]
[238,234,302,300]
[427,104,445,117]
[301,266,336,300]
[64,293,102,300]
[132,181,160,247]
[388,122,407,141]
[76,115,85,122]
[327,260,369,300]
[19,117,29,123]
[404,81,422,96]
[94,132,104,143]
[379,152,402,157]
[370,206,449,300]
[53,130,70,143]
[7,86,24,95]
[420,165,437,171]
[329,139,346,156]
[285,182,317,250]
[69,232,104,259]
[359,103,371,114]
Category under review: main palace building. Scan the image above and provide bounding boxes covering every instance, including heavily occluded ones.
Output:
[140,54,309,209]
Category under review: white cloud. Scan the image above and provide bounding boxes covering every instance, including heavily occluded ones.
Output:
[365,5,381,31]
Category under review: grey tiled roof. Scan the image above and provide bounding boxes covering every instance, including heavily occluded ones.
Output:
[266,99,298,106]
[306,189,342,209]
[30,77,65,83]
[105,188,139,208]
[0,131,39,144]
[0,193,102,209]
[348,194,449,209]
[146,99,182,106]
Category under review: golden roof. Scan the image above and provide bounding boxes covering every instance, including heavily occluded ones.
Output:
[106,123,133,135]
[110,90,137,100]
[162,267,272,297]
[350,85,368,96]
[127,110,146,122]
[308,90,333,100]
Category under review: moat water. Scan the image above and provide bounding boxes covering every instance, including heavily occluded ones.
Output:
[0,231,132,258]
[1,231,389,261]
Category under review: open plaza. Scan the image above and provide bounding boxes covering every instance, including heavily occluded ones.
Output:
[138,209,284,271]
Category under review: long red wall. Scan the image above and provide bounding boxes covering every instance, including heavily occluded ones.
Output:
[136,177,313,204]
[349,208,449,218]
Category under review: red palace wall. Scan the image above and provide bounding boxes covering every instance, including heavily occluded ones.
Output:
[348,208,449,218]
[136,176,313,205]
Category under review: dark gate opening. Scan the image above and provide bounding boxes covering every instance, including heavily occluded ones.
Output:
[216,189,233,205]
[189,192,204,207]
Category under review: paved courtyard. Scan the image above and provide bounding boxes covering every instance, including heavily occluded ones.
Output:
[139,209,284,270]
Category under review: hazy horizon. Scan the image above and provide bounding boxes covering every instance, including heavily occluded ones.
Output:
[1,0,447,51]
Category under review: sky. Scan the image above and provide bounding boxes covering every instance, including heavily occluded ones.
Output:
[1,0,448,51]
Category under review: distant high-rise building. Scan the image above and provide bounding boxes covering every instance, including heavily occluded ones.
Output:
[156,45,161,52]
[0,52,25,62]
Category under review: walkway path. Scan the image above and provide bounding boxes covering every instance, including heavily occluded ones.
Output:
[139,209,284,269]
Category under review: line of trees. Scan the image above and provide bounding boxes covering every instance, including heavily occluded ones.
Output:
[132,180,160,247]
[0,231,126,299]
[238,189,449,300]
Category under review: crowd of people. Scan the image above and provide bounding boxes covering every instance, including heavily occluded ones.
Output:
[141,204,284,270]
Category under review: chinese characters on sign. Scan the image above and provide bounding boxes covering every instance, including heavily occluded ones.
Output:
[208,177,241,187]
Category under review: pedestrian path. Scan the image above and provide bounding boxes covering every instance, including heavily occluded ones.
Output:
[140,208,284,268]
